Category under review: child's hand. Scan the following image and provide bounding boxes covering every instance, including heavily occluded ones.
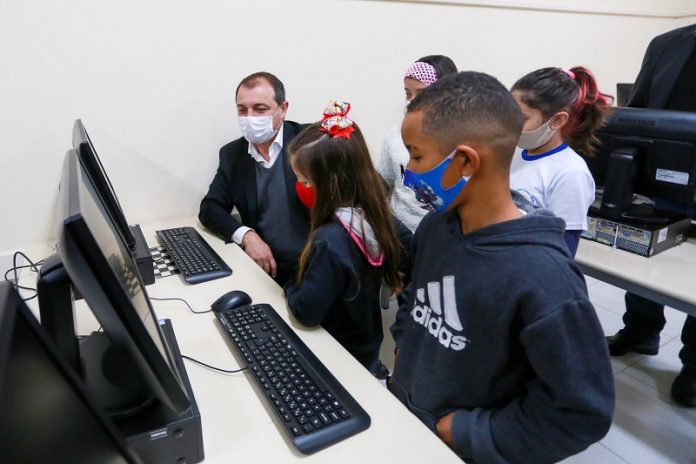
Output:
[242,231,277,278]
[436,412,455,447]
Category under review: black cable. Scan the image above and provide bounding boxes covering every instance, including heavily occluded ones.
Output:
[150,296,213,314]
[4,264,36,283]
[4,252,45,301]
[181,355,247,374]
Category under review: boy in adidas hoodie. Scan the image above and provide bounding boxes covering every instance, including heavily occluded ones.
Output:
[284,101,409,375]
[390,72,614,463]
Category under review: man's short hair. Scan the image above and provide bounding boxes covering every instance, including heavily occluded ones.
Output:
[235,72,286,105]
[407,71,523,164]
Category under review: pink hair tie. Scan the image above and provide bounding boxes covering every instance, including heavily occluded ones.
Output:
[404,61,438,86]
[564,69,576,80]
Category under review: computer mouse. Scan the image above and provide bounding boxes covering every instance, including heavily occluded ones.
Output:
[211,290,252,313]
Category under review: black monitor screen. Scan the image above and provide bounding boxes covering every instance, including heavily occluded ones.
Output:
[0,282,142,464]
[57,149,190,414]
[72,119,137,251]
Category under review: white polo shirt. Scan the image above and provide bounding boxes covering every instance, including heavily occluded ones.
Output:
[509,143,595,231]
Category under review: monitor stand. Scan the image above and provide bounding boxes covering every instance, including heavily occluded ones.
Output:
[620,203,674,225]
[38,254,154,418]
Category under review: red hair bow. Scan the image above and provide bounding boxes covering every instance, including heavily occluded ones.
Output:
[320,100,356,139]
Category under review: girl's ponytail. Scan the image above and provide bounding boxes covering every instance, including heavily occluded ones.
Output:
[564,66,614,155]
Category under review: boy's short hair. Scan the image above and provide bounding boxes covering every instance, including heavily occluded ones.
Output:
[407,71,523,165]
[235,71,286,105]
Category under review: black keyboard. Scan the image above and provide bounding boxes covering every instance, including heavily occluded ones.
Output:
[216,304,370,454]
[156,227,232,284]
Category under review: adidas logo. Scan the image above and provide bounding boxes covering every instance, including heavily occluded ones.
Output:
[410,276,469,351]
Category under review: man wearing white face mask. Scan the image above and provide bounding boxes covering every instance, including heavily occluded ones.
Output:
[199,72,310,286]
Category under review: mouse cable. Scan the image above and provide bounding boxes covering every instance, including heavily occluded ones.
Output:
[181,355,247,374]
[150,296,213,314]
[4,252,46,301]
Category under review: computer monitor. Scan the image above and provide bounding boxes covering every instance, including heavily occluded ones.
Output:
[0,282,142,464]
[72,119,137,251]
[38,148,190,418]
[583,107,696,223]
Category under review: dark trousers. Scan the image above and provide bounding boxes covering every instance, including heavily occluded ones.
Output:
[274,261,299,288]
[623,292,696,367]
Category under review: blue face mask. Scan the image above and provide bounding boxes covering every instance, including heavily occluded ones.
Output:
[403,150,468,214]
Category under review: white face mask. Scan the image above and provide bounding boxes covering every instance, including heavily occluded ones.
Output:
[517,118,556,151]
[239,107,281,145]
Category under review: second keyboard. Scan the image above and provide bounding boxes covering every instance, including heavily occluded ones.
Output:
[156,227,232,284]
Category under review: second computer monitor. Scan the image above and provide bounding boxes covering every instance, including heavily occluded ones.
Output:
[72,119,137,251]
[55,148,191,416]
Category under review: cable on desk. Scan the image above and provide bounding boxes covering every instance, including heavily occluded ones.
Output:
[4,252,45,301]
[181,355,247,374]
[152,299,245,373]
[150,296,213,314]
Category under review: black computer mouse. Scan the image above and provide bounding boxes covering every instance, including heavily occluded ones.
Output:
[211,290,252,313]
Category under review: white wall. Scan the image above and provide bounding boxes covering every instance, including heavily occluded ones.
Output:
[0,0,686,252]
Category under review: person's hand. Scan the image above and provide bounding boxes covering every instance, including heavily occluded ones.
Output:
[436,412,455,447]
[242,231,277,278]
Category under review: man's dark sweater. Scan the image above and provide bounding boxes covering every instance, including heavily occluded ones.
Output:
[390,209,614,463]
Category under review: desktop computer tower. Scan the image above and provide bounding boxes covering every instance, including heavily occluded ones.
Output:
[131,224,155,286]
[582,208,691,257]
[116,319,204,464]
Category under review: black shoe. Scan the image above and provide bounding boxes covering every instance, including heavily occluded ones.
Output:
[671,366,696,408]
[606,331,659,356]
[371,360,390,381]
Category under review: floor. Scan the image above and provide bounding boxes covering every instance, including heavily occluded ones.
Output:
[379,276,696,464]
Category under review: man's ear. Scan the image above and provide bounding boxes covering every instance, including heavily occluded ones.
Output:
[550,111,570,131]
[280,101,289,118]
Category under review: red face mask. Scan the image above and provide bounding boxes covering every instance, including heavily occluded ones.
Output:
[295,181,316,209]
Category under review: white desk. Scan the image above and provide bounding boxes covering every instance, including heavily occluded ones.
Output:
[576,237,696,318]
[21,217,460,463]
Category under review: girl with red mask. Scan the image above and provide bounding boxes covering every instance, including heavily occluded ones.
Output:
[284,101,407,378]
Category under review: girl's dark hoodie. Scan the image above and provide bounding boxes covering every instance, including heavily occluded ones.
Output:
[285,208,411,370]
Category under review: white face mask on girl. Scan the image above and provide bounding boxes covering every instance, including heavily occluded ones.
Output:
[239,107,281,145]
[517,118,556,151]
